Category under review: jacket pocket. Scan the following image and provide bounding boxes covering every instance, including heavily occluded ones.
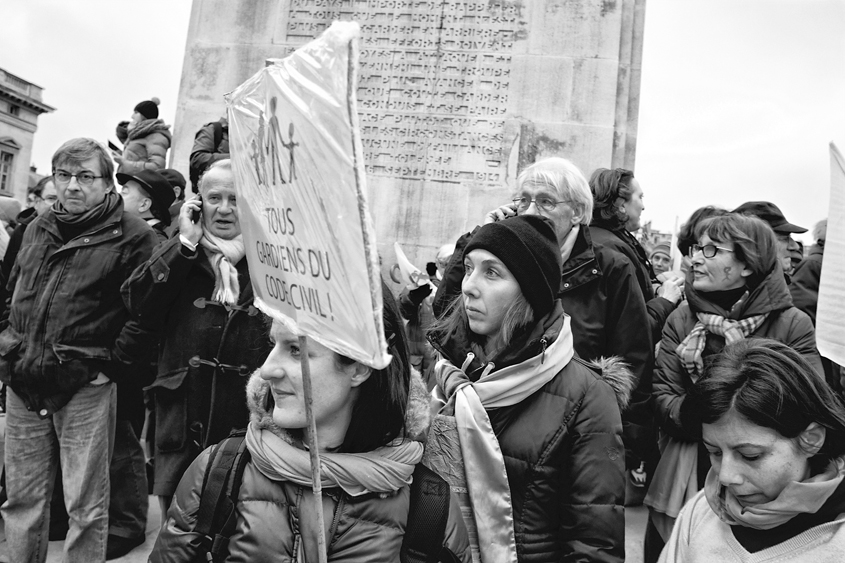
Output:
[147,367,190,453]
[52,343,113,384]
[0,328,23,382]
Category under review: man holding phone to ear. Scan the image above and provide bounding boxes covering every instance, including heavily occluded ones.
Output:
[123,159,271,517]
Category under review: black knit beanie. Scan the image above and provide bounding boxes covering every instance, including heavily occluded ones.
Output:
[463,215,562,319]
[134,97,160,120]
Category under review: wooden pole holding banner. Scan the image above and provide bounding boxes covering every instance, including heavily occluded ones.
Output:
[298,335,329,563]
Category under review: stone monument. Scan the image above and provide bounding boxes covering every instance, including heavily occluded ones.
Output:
[172,0,646,271]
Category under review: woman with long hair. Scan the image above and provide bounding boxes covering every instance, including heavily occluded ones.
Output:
[425,215,631,563]
[150,287,470,562]
[660,338,845,561]
[645,213,823,561]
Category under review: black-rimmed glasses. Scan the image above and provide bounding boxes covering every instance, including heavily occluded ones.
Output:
[53,170,104,186]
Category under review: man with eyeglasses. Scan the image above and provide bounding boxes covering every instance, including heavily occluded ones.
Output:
[733,201,807,277]
[0,138,158,562]
[434,157,653,511]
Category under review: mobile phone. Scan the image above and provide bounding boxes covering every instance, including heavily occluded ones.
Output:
[191,195,202,223]
[107,140,121,154]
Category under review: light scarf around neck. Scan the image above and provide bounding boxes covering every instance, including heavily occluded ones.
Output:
[704,459,845,530]
[559,223,580,266]
[676,309,768,378]
[244,421,423,497]
[199,232,245,305]
[433,315,575,563]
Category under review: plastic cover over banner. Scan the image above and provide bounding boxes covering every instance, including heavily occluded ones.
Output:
[817,142,845,366]
[225,22,390,369]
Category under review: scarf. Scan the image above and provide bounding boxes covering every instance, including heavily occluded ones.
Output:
[704,460,845,530]
[676,309,768,378]
[126,118,171,142]
[53,190,121,228]
[559,224,580,265]
[431,315,575,563]
[199,232,245,305]
[244,421,423,497]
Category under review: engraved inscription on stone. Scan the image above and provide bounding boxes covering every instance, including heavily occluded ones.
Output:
[284,0,523,187]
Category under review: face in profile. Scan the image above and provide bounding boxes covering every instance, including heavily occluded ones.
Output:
[621,178,645,232]
[703,409,822,507]
[259,321,371,449]
[461,249,522,339]
[690,235,751,292]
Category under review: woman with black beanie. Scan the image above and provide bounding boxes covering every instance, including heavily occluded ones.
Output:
[644,213,823,561]
[425,214,632,563]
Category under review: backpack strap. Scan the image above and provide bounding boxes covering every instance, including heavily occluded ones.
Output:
[401,463,454,563]
[193,430,250,562]
[210,121,224,151]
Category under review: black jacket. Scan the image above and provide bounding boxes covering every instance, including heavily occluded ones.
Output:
[430,302,628,563]
[123,236,271,495]
[0,206,38,321]
[0,199,157,414]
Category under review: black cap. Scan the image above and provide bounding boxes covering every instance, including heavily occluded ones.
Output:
[158,169,186,191]
[464,215,562,319]
[116,170,176,225]
[732,201,807,234]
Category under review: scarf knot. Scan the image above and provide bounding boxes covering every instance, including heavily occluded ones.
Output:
[199,233,246,305]
[676,311,768,379]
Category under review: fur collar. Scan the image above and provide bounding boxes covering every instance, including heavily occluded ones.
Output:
[127,118,172,141]
[586,356,635,412]
[245,367,431,447]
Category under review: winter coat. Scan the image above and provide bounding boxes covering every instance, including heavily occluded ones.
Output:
[122,236,271,496]
[429,301,631,563]
[150,370,472,563]
[189,120,230,178]
[0,207,38,321]
[434,226,653,470]
[0,198,157,415]
[653,265,822,482]
[118,118,172,175]
[590,222,677,343]
[790,244,823,325]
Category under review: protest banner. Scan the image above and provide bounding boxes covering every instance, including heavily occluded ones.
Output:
[817,142,845,366]
[391,241,430,287]
[225,21,389,370]
[226,22,383,562]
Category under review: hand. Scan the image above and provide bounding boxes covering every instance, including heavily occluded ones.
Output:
[111,151,123,165]
[657,277,684,304]
[484,203,518,224]
[408,283,433,306]
[179,195,203,246]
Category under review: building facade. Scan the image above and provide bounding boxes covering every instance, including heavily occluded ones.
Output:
[0,68,54,201]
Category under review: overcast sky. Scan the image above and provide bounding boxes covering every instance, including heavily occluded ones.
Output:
[3,0,843,243]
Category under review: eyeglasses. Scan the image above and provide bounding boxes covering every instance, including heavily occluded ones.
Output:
[689,243,735,258]
[512,196,567,213]
[53,170,104,186]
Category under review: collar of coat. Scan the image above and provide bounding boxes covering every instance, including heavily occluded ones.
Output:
[127,118,172,141]
[685,263,794,319]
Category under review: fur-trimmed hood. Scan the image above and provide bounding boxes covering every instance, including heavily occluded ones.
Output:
[585,356,635,412]
[245,367,432,447]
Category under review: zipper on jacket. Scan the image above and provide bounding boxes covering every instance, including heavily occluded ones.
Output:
[539,337,548,364]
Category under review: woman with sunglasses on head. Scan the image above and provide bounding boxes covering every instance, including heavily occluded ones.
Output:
[426,214,631,563]
[644,213,823,562]
[660,338,845,562]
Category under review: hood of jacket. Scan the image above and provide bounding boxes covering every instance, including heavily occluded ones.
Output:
[428,301,635,412]
[245,365,432,447]
[686,263,793,319]
[127,118,172,142]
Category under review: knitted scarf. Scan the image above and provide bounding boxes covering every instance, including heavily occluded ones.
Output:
[427,316,575,563]
[705,459,845,530]
[126,118,171,141]
[199,232,245,305]
[676,310,768,378]
[244,421,423,497]
[53,190,121,227]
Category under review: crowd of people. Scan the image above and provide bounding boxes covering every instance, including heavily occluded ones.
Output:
[0,95,841,563]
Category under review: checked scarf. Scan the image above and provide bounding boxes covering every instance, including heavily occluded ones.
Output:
[676,312,768,378]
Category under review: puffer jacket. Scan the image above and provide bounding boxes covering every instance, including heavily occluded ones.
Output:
[118,118,172,175]
[429,301,632,563]
[150,370,471,563]
[0,195,157,414]
[122,236,271,496]
[654,265,822,481]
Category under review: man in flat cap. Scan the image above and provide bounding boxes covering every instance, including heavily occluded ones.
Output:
[733,201,806,276]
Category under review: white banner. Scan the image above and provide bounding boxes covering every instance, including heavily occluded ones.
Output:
[225,22,390,369]
[816,142,845,365]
